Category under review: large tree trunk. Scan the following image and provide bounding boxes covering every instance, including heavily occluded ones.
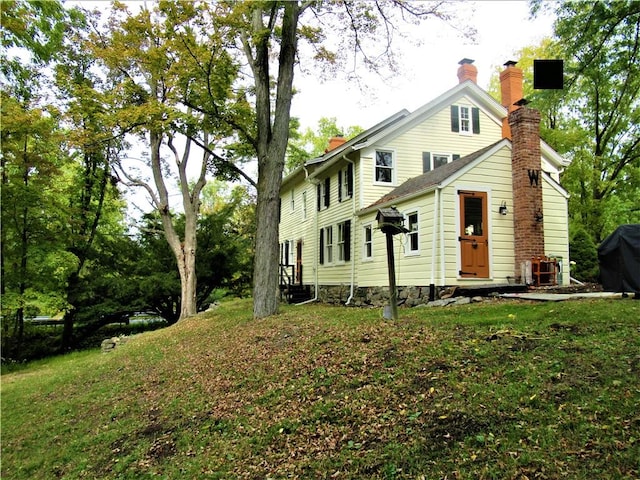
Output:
[149,130,203,320]
[251,2,300,319]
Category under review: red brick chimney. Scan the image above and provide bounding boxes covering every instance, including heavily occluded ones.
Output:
[509,104,545,281]
[326,135,346,152]
[500,61,524,139]
[457,58,477,84]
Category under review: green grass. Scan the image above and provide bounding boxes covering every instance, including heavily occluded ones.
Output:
[2,298,639,479]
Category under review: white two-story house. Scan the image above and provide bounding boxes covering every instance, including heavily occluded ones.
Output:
[279,59,571,306]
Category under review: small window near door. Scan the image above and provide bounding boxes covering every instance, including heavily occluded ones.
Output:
[406,212,419,254]
[363,224,373,260]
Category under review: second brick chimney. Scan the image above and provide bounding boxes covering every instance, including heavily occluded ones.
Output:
[457,58,478,84]
[326,135,346,152]
[509,105,545,281]
[500,61,524,139]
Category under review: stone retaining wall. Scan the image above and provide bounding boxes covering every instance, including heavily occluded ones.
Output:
[316,285,447,308]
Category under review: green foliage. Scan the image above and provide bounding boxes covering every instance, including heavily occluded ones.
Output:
[2,298,639,478]
[490,2,640,244]
[569,227,600,283]
[132,184,255,323]
[286,117,364,172]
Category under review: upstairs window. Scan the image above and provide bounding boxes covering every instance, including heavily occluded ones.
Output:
[451,105,480,135]
[302,191,307,220]
[338,163,354,201]
[316,177,330,211]
[422,152,461,172]
[375,150,394,184]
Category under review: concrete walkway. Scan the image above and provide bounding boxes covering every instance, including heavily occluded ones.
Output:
[500,292,625,302]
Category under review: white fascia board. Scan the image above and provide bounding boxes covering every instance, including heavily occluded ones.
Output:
[541,140,570,170]
[543,171,570,198]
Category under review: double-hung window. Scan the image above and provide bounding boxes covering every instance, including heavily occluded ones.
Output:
[337,220,351,262]
[406,212,419,254]
[319,226,333,264]
[375,150,394,184]
[451,105,480,135]
[302,191,307,220]
[338,164,353,202]
[363,224,373,260]
[317,177,330,211]
[325,226,333,263]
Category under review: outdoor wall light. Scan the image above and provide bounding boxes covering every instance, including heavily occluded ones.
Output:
[499,201,508,215]
[535,209,544,222]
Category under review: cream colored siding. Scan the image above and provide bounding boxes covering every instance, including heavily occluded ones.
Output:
[429,148,511,285]
[543,177,570,285]
[316,162,358,285]
[360,99,503,208]
[356,147,519,288]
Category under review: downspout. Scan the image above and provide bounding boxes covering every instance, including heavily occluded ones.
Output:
[429,187,441,301]
[344,156,357,305]
[439,187,446,285]
[295,166,319,305]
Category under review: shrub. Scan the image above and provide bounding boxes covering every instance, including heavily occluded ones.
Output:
[569,227,600,282]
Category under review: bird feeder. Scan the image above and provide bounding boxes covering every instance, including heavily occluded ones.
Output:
[376,207,409,235]
[376,207,408,320]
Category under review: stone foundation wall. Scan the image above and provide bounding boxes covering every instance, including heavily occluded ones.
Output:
[316,285,444,308]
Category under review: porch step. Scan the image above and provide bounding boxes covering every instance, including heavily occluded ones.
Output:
[449,283,528,298]
[282,284,313,304]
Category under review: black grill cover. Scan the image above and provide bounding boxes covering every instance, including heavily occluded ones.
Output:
[598,224,640,293]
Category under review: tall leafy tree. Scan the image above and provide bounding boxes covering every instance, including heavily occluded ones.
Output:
[133,183,254,323]
[213,1,457,318]
[86,1,246,321]
[1,0,89,354]
[531,1,640,242]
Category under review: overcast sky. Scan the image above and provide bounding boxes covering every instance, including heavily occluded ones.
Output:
[291,1,556,131]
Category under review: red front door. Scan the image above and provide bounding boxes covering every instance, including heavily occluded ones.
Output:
[458,191,490,278]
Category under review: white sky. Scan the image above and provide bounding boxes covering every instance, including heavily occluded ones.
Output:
[291,1,556,131]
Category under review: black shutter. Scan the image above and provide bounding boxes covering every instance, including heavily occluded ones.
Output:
[278,198,282,223]
[344,220,351,261]
[451,105,459,132]
[472,107,480,134]
[452,154,460,161]
[324,177,330,208]
[422,152,431,173]
[317,183,321,211]
[319,228,325,265]
[284,241,290,266]
[338,170,343,202]
[347,163,353,197]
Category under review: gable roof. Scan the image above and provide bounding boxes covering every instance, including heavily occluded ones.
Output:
[281,109,410,188]
[352,80,507,150]
[359,139,509,215]
[305,80,509,181]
